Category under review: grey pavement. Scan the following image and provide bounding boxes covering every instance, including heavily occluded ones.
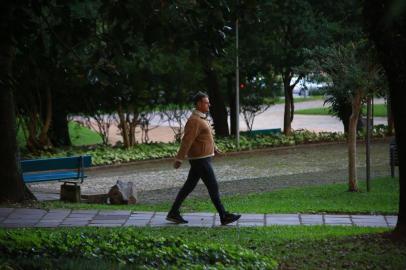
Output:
[0,208,397,228]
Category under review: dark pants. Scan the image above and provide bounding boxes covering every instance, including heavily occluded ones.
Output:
[169,157,225,217]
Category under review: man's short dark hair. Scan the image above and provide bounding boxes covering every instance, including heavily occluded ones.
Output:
[193,91,208,105]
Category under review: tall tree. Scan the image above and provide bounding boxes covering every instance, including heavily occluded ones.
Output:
[309,43,385,191]
[0,2,35,202]
[364,0,406,235]
[256,0,321,135]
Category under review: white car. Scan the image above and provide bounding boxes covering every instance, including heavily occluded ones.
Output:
[292,78,328,97]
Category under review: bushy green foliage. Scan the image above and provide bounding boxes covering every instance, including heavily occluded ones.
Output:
[21,129,389,166]
[0,230,277,270]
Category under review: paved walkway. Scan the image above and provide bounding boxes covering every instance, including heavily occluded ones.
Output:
[0,208,397,228]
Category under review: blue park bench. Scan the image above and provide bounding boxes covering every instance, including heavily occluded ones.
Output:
[21,155,92,202]
[21,155,92,184]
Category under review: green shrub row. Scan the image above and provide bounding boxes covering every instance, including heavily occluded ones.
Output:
[21,126,389,166]
[0,229,277,270]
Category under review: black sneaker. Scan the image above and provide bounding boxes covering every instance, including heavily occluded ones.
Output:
[220,212,241,225]
[166,211,188,224]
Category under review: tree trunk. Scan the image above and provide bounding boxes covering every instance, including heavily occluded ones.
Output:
[283,73,293,135]
[205,65,229,137]
[39,87,52,148]
[227,74,237,136]
[117,104,130,148]
[50,103,71,147]
[363,0,406,235]
[347,92,362,192]
[0,3,35,202]
[387,96,394,136]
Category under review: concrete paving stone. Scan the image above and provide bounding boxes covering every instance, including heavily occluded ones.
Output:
[71,210,99,214]
[352,222,388,227]
[0,208,14,216]
[48,209,71,212]
[129,212,154,218]
[131,211,155,215]
[351,216,386,223]
[13,208,47,214]
[385,216,398,222]
[300,216,324,225]
[300,214,323,219]
[124,220,150,226]
[42,212,70,216]
[238,221,264,227]
[149,219,177,227]
[266,220,301,225]
[1,223,35,228]
[214,216,238,227]
[153,212,168,217]
[38,219,65,223]
[324,214,350,218]
[184,212,215,217]
[351,215,384,219]
[93,215,129,220]
[266,214,299,218]
[182,221,213,227]
[90,219,126,224]
[41,216,68,221]
[63,218,93,222]
[67,214,96,218]
[98,210,131,216]
[324,218,352,224]
[183,214,214,220]
[326,223,353,226]
[128,216,153,221]
[59,223,89,227]
[239,214,265,221]
[183,215,214,222]
[2,219,39,224]
[35,222,61,228]
[266,214,300,225]
[89,223,122,227]
[61,221,90,226]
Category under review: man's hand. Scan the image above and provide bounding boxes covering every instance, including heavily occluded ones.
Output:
[214,148,223,156]
[173,160,182,169]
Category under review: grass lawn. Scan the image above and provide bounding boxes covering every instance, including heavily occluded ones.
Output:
[36,177,398,215]
[1,226,405,269]
[17,121,102,147]
[295,104,388,117]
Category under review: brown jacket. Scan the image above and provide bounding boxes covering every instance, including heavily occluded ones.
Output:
[176,110,216,160]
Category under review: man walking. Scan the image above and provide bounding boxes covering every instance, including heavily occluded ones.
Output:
[166,92,241,226]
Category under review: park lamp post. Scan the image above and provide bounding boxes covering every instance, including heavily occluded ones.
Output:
[235,4,240,148]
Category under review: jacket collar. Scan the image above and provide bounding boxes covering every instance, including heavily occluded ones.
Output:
[192,110,208,119]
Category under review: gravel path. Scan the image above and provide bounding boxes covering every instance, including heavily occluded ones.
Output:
[29,138,394,204]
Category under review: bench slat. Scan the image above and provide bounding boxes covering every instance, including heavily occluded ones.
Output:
[21,156,91,172]
[23,171,87,183]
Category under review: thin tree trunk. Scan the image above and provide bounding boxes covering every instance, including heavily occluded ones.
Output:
[50,108,71,147]
[227,74,237,136]
[347,92,362,192]
[387,96,394,136]
[117,104,130,148]
[205,65,229,137]
[38,87,53,147]
[283,73,293,135]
